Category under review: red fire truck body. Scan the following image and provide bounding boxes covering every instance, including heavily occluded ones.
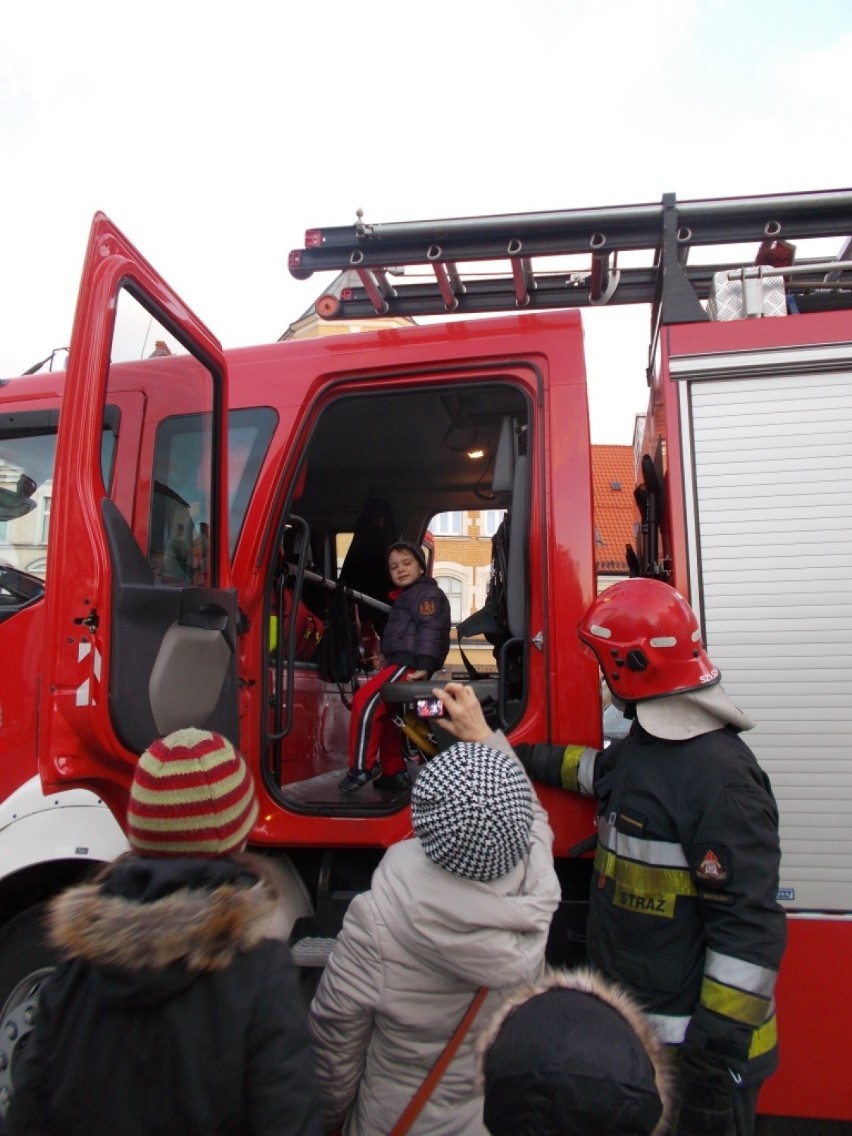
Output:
[644,310,852,1122]
[1,192,850,1124]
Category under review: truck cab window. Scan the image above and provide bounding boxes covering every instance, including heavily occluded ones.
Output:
[149,416,211,582]
[148,408,276,581]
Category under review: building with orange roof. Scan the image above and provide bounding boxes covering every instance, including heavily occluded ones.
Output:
[590,444,638,587]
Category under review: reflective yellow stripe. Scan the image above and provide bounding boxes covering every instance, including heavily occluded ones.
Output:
[599,819,690,868]
[701,977,771,1028]
[595,846,697,896]
[705,950,778,999]
[749,1013,778,1059]
[650,1012,777,1058]
[614,888,676,917]
[560,745,586,792]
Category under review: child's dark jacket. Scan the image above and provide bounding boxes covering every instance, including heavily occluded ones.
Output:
[381,575,451,674]
[5,854,322,1136]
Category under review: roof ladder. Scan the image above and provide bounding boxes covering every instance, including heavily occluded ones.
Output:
[289,189,852,327]
[427,247,465,311]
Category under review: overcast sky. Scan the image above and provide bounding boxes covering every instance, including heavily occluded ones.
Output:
[2,0,851,442]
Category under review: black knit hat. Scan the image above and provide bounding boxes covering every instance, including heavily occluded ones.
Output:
[411,742,533,881]
[386,540,427,574]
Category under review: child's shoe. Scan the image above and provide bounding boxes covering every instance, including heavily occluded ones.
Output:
[339,766,381,793]
[373,770,412,793]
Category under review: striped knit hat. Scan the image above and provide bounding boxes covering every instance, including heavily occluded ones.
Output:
[411,741,534,881]
[127,728,259,858]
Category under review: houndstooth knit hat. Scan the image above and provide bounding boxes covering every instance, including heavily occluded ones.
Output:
[127,728,259,858]
[411,742,534,881]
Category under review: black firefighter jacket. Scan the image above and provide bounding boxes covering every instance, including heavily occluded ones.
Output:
[528,721,787,1083]
[5,855,322,1136]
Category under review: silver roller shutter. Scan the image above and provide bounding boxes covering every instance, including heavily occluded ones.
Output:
[672,344,852,912]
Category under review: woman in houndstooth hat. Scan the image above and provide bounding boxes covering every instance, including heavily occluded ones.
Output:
[309,683,561,1135]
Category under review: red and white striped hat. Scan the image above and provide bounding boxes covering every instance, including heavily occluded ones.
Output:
[127,728,259,858]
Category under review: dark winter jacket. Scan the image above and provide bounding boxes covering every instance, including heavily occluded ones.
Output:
[478,965,671,1135]
[5,854,322,1136]
[381,575,451,674]
[519,718,786,1093]
[582,723,786,1077]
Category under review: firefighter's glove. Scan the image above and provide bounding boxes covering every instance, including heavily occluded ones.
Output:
[669,1044,738,1136]
[510,743,565,787]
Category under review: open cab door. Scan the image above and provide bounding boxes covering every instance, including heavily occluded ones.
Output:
[39,214,237,819]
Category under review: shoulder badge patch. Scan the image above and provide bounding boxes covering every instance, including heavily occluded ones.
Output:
[696,848,729,885]
[419,599,437,617]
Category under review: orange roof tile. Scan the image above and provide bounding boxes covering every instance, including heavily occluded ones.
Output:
[591,445,637,575]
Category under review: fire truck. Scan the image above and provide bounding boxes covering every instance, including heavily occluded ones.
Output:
[1,191,850,1125]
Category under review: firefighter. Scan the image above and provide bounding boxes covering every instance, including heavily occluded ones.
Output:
[434,579,787,1136]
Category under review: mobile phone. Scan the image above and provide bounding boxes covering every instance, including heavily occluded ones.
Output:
[415,697,444,719]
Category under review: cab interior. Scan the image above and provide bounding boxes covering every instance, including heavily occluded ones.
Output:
[265,378,532,816]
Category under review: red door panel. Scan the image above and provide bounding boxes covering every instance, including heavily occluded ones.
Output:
[39,214,235,819]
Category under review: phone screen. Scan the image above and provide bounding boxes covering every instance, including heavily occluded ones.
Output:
[415,698,443,719]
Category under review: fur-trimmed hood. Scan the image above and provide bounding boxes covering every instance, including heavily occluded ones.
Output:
[47,853,290,1005]
[6,853,324,1136]
[478,966,671,1136]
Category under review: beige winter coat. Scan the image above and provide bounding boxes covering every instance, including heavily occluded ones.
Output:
[308,732,562,1136]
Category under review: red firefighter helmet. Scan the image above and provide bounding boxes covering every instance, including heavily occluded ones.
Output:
[578,578,719,702]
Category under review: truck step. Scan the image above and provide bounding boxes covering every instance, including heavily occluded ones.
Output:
[289,936,338,968]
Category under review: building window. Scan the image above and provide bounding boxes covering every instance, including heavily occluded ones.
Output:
[37,495,51,545]
[480,509,505,537]
[436,575,464,623]
[430,511,465,536]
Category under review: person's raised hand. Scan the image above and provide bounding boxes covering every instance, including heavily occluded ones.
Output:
[432,681,491,743]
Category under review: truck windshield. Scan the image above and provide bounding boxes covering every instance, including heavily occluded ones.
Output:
[0,427,57,584]
[0,411,117,595]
